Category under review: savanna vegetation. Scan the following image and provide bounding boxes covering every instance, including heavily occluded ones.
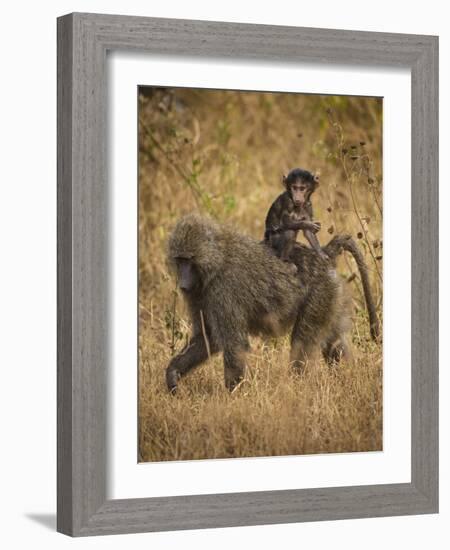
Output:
[138,87,383,462]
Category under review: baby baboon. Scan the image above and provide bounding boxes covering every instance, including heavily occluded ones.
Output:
[165,214,378,393]
[264,168,328,263]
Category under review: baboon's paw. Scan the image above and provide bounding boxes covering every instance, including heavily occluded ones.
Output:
[166,368,179,394]
[227,377,245,394]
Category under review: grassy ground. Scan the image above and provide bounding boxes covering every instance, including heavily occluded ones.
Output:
[138,88,383,462]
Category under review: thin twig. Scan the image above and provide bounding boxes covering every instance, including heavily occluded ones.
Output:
[360,153,383,217]
[170,277,178,356]
[139,117,202,206]
[342,156,382,283]
[199,309,211,359]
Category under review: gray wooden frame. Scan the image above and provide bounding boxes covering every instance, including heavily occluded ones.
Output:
[57,12,438,537]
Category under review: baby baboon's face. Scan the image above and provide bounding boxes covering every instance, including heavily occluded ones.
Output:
[290,180,311,207]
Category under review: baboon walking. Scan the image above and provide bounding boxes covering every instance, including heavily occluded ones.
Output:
[166,214,379,393]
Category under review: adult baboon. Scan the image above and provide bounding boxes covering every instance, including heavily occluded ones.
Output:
[166,214,379,393]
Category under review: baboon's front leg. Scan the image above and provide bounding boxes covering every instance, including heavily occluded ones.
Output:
[289,339,313,374]
[223,347,247,392]
[166,333,218,393]
[304,229,328,261]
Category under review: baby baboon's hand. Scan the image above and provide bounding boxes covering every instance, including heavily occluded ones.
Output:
[305,220,321,233]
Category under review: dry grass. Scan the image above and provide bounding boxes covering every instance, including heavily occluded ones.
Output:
[138,88,383,462]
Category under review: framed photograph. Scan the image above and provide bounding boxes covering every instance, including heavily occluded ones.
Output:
[57,13,438,536]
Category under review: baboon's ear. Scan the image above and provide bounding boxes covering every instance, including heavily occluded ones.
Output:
[282,174,288,188]
[313,173,320,186]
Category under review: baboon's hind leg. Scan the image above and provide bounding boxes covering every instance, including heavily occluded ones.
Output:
[321,335,353,366]
[223,345,248,392]
[290,287,335,373]
[323,281,353,366]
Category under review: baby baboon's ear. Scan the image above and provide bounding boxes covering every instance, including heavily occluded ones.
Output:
[282,174,288,188]
[313,173,320,186]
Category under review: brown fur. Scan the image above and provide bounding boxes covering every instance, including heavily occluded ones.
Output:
[165,214,360,392]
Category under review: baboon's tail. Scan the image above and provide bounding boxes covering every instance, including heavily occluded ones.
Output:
[324,234,380,342]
